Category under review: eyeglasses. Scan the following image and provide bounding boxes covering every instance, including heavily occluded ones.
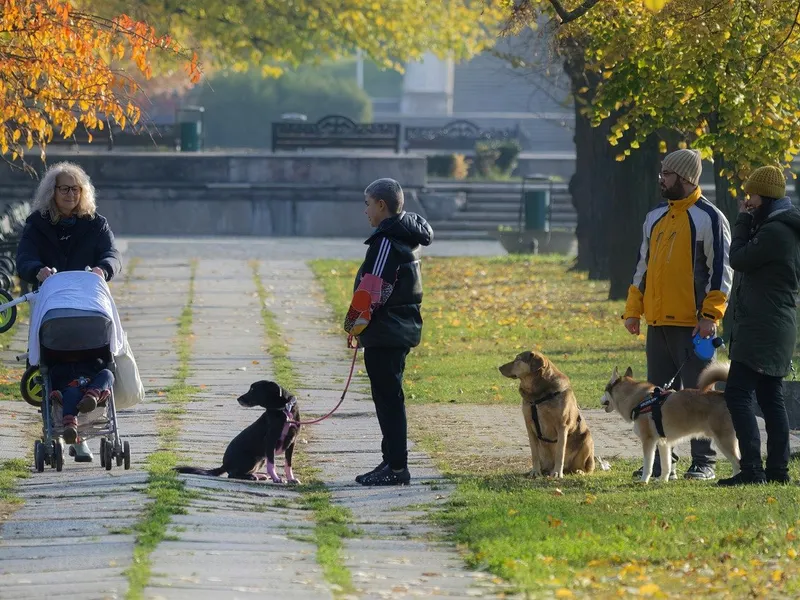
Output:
[55,185,81,195]
[658,170,677,180]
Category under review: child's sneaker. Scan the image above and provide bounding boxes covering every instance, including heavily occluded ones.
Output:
[62,415,78,444]
[359,464,411,486]
[77,389,99,413]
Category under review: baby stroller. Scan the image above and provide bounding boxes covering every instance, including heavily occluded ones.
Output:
[1,271,133,472]
[34,307,131,472]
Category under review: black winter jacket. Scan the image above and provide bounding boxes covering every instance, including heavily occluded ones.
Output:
[16,211,121,286]
[729,200,800,377]
[351,212,433,348]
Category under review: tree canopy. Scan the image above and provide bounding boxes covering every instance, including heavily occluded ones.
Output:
[0,0,200,161]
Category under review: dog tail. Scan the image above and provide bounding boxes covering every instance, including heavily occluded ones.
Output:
[697,360,730,392]
[174,465,226,477]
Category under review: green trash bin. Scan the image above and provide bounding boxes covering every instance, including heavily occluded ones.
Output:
[523,190,550,231]
[179,121,201,152]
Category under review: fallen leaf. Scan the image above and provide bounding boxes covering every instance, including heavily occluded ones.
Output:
[638,583,662,596]
[555,589,574,598]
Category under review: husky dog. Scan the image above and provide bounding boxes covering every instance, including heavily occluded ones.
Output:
[601,362,740,483]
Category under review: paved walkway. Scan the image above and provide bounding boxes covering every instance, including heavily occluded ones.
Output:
[0,260,188,599]
[0,239,512,599]
[1,237,795,599]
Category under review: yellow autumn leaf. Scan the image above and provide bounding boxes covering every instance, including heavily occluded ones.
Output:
[772,569,783,582]
[643,0,671,13]
[555,589,574,598]
[638,583,662,596]
[788,548,797,559]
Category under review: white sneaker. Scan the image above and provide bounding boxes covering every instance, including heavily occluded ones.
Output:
[69,440,93,463]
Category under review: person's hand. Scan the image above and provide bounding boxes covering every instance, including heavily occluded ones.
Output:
[624,317,640,335]
[692,318,716,338]
[347,334,356,349]
[90,266,106,279]
[36,266,56,282]
[738,197,753,214]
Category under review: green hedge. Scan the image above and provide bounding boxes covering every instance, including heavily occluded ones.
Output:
[189,69,372,149]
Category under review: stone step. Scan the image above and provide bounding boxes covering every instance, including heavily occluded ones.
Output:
[431,228,495,240]
[461,205,577,219]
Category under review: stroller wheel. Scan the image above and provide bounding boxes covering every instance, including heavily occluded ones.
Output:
[53,440,63,472]
[34,440,44,472]
[123,441,131,470]
[20,365,43,408]
[116,441,124,467]
[103,439,113,471]
[99,438,107,469]
[0,288,16,334]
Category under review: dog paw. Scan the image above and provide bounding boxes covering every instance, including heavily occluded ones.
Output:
[286,478,301,485]
[252,473,269,481]
[546,471,563,479]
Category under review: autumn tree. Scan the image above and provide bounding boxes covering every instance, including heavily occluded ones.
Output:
[503,0,800,299]
[79,0,508,78]
[580,0,800,219]
[3,0,509,161]
[503,2,666,286]
[0,0,200,164]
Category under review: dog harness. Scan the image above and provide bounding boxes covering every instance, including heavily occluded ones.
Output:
[277,397,299,454]
[631,387,672,438]
[529,389,580,444]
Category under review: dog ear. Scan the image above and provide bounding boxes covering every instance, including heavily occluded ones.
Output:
[624,366,633,378]
[610,366,619,382]
[526,351,546,371]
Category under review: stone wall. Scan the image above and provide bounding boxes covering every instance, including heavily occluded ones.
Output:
[0,152,427,237]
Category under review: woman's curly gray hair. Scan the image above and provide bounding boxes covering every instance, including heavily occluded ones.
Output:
[32,161,97,223]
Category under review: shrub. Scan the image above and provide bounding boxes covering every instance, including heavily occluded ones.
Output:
[188,69,372,149]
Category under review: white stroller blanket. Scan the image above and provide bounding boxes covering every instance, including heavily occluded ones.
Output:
[27,271,125,366]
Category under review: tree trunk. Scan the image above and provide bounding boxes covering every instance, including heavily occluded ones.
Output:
[607,133,662,300]
[711,148,741,344]
[569,99,613,278]
[562,39,612,279]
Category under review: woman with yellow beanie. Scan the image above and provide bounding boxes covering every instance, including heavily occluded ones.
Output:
[720,165,800,486]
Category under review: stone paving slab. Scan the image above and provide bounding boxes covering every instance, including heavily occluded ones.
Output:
[0,259,190,598]
[147,258,331,599]
[260,260,508,599]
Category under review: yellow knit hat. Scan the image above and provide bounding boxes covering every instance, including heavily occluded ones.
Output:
[744,166,786,199]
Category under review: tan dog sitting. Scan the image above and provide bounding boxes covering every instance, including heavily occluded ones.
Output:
[499,350,595,478]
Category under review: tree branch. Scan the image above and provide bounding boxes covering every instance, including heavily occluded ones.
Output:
[546,0,604,24]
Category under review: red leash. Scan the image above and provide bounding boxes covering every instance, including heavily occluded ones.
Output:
[288,345,359,426]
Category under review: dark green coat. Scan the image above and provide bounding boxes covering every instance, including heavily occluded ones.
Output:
[729,202,800,377]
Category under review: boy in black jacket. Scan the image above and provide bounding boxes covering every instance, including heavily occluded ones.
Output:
[345,178,433,486]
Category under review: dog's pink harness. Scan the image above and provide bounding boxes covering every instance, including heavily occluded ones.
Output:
[277,397,298,454]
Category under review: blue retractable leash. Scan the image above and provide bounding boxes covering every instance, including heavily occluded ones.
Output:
[663,333,724,389]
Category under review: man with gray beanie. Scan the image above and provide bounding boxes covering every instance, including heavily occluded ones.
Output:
[623,148,733,481]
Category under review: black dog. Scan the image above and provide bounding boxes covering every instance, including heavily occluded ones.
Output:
[175,380,301,483]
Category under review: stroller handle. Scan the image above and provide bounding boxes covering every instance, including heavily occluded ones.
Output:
[0,291,37,312]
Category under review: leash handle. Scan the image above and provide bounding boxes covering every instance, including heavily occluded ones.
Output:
[288,345,359,426]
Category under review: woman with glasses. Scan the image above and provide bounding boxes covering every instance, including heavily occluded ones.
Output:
[16,161,121,463]
[16,161,120,287]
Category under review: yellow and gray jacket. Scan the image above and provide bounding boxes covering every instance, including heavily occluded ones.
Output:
[623,187,733,327]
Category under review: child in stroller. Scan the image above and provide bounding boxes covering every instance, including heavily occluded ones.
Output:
[48,351,115,446]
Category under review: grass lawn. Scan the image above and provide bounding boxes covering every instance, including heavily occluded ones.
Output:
[311,255,647,409]
[310,255,800,599]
